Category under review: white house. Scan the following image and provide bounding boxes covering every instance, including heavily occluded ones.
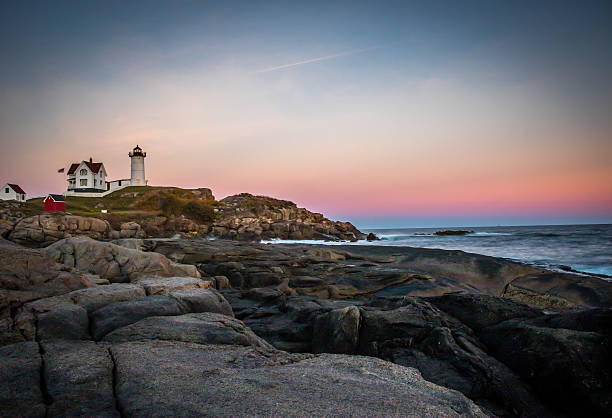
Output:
[65,146,147,196]
[66,158,107,193]
[1,183,26,201]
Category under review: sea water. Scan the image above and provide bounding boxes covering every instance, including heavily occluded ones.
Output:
[262,224,612,279]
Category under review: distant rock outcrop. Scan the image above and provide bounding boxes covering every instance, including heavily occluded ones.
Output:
[212,193,364,241]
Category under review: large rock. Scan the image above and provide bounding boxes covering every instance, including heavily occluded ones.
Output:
[41,340,118,417]
[0,342,46,417]
[230,293,361,353]
[119,221,146,239]
[312,306,361,354]
[0,238,90,345]
[0,238,90,307]
[481,315,612,416]
[426,294,544,332]
[69,283,147,313]
[13,283,148,343]
[169,288,234,317]
[134,276,212,295]
[104,312,271,348]
[503,272,612,309]
[44,236,200,282]
[9,214,111,245]
[356,297,552,417]
[520,307,612,337]
[90,295,186,340]
[36,303,89,341]
[110,340,486,417]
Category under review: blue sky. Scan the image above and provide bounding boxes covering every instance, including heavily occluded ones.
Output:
[1,1,611,227]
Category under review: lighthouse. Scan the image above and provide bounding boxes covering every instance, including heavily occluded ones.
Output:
[128,145,147,186]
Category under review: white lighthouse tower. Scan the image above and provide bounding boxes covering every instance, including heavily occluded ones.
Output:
[128,145,147,186]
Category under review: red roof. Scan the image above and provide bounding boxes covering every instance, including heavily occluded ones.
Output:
[7,183,26,194]
[67,161,104,175]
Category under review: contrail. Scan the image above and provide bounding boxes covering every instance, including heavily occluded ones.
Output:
[255,46,378,73]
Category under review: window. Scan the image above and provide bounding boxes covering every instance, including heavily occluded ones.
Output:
[80,169,87,176]
[80,179,87,186]
[4,188,8,193]
[118,181,122,186]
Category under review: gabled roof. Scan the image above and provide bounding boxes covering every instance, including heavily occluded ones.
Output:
[6,183,26,194]
[67,161,105,175]
[85,161,104,173]
[67,163,80,175]
[46,194,65,202]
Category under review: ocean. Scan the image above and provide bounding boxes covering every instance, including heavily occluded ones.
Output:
[263,224,612,279]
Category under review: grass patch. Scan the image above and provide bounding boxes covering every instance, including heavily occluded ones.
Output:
[25,186,217,222]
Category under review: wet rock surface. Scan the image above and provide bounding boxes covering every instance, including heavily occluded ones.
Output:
[1,236,612,416]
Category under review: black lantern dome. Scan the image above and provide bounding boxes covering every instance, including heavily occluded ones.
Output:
[129,144,146,158]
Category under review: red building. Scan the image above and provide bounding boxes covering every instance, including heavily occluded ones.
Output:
[43,194,66,212]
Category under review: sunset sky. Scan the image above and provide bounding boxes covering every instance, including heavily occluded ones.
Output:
[1,1,611,227]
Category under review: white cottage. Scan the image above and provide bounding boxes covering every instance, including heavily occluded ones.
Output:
[1,183,26,201]
[66,158,107,193]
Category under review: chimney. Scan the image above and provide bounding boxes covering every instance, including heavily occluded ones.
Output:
[89,157,92,163]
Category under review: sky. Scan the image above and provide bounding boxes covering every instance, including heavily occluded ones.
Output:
[1,0,611,228]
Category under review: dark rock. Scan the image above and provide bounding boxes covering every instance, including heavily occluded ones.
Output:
[366,232,380,241]
[169,288,234,317]
[244,270,284,288]
[41,340,118,417]
[356,298,552,416]
[426,293,544,332]
[434,230,474,236]
[503,272,612,309]
[213,275,231,289]
[289,276,325,288]
[0,342,46,418]
[521,308,612,337]
[36,304,89,341]
[90,295,185,340]
[110,340,486,417]
[312,306,360,354]
[481,317,612,416]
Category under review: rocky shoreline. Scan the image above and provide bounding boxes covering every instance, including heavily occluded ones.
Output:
[0,192,365,246]
[1,232,610,417]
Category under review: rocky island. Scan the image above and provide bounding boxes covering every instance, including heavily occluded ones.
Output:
[1,188,611,417]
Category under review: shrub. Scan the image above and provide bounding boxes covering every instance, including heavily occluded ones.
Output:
[183,200,215,223]
[159,195,187,217]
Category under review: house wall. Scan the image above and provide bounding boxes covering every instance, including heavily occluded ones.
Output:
[1,185,25,201]
[74,163,105,191]
[108,179,131,192]
[65,181,132,197]
[44,198,65,212]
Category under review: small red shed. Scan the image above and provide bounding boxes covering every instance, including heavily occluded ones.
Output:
[44,194,66,212]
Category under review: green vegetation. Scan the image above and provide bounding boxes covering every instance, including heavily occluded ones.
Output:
[25,186,217,223]
[232,193,294,214]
